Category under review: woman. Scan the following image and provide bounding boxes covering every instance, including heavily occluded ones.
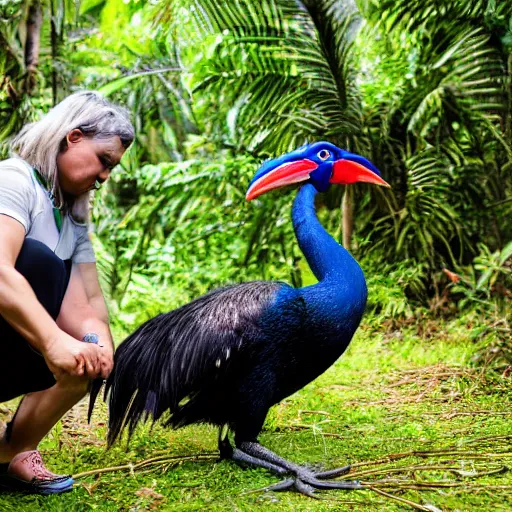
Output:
[0,91,134,494]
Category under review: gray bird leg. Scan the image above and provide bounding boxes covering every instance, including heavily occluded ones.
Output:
[234,441,361,495]
[218,432,287,475]
[238,441,308,473]
[239,441,351,478]
[230,448,289,475]
[218,428,360,496]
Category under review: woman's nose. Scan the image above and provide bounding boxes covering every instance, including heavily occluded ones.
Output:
[98,169,110,182]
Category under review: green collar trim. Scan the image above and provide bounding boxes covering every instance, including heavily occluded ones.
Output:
[32,169,63,233]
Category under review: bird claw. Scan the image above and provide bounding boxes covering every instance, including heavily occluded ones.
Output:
[264,473,361,497]
[314,464,352,479]
[264,477,316,497]
[264,478,295,492]
[294,463,354,484]
[294,478,317,498]
[303,477,362,491]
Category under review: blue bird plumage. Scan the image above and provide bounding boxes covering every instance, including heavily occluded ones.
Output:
[89,142,387,496]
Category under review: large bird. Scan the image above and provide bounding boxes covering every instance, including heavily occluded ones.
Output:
[89,141,389,495]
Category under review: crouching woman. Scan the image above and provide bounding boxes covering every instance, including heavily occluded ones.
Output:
[0,91,134,494]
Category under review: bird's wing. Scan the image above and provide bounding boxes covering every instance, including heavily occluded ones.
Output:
[103,280,290,444]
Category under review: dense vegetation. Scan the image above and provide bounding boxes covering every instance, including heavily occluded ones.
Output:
[2,0,511,331]
[1,1,511,510]
[1,0,510,386]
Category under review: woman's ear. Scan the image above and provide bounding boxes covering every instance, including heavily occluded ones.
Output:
[67,129,84,145]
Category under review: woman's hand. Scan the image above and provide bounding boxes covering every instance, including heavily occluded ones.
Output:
[56,263,115,380]
[98,340,114,378]
[42,331,111,379]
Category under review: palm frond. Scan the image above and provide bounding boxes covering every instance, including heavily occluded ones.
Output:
[358,0,512,34]
[164,0,366,155]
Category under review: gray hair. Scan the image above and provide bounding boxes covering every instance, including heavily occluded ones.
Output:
[11,90,135,222]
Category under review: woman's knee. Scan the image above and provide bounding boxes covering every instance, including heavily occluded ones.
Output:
[15,239,64,278]
[15,239,71,319]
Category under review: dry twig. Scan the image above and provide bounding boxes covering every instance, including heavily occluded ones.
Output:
[367,485,433,511]
[72,453,217,479]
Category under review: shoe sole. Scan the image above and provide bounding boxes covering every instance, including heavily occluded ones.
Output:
[0,474,74,494]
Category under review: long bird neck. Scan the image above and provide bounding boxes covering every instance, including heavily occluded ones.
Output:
[292,183,365,288]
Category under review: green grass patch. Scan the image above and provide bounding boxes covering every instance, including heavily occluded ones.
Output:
[1,320,511,511]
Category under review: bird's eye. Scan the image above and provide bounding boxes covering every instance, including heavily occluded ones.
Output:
[317,149,331,161]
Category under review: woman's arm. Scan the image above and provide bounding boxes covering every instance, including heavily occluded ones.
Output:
[57,263,114,377]
[0,215,108,379]
[0,216,62,350]
[77,262,110,325]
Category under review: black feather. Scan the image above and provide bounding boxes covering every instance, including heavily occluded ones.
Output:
[104,281,287,445]
[88,378,103,423]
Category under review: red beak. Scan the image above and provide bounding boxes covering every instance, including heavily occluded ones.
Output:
[330,160,391,187]
[246,159,318,201]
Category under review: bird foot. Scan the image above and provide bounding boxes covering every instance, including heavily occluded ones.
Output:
[263,465,360,496]
[223,438,359,497]
[264,473,362,497]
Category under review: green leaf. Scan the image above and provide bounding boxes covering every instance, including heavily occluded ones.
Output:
[99,69,181,96]
[476,268,493,291]
[79,0,105,15]
[499,241,512,265]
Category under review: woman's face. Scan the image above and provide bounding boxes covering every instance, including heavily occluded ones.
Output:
[57,129,126,197]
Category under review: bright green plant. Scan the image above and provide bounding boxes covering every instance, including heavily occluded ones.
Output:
[451,242,512,313]
[354,0,512,282]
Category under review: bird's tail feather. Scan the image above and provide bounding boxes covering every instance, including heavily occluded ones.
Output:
[103,282,283,445]
[103,316,180,446]
[105,338,149,446]
[87,378,104,423]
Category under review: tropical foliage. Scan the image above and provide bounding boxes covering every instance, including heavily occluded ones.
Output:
[2,6,512,511]
[1,0,511,334]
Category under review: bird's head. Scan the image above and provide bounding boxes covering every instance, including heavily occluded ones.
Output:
[246,141,390,201]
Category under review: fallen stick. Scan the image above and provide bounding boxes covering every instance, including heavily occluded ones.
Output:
[72,453,218,479]
[349,463,507,479]
[362,479,512,490]
[348,449,512,470]
[366,485,432,511]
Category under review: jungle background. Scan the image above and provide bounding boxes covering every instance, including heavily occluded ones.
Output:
[0,0,511,510]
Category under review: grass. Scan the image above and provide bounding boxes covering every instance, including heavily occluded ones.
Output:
[0,317,511,511]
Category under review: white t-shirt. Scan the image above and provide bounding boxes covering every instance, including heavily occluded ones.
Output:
[0,157,96,264]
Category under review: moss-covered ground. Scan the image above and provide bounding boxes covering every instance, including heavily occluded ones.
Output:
[1,319,511,511]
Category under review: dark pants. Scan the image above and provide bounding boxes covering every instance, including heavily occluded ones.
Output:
[0,239,71,403]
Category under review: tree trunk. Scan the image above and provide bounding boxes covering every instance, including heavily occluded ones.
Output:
[342,185,353,251]
[50,0,58,105]
[24,0,43,95]
[506,53,512,146]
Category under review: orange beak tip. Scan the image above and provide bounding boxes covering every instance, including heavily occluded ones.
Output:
[246,159,317,201]
[245,188,258,201]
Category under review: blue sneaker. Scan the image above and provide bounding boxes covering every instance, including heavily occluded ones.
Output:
[0,450,74,494]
